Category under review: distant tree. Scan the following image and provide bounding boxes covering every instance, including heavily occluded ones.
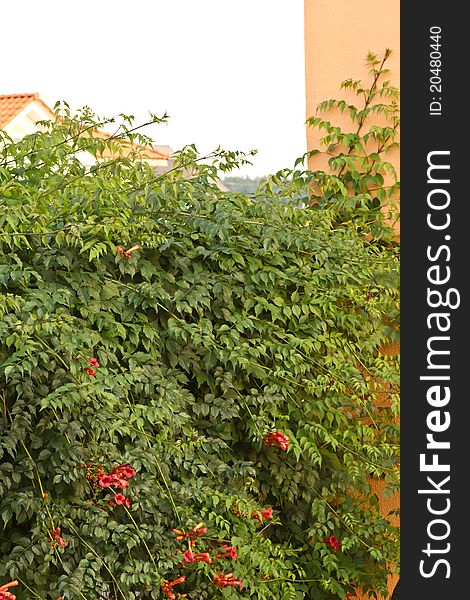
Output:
[222,175,265,194]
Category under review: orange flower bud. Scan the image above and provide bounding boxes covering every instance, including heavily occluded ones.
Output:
[124,244,141,259]
[0,581,18,592]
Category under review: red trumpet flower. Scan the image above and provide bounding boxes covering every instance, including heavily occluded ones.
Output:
[324,534,341,552]
[111,463,136,479]
[212,572,243,590]
[182,549,195,563]
[161,577,187,599]
[116,244,141,260]
[98,475,114,488]
[252,507,274,522]
[182,549,212,563]
[0,581,19,600]
[113,493,130,507]
[216,545,237,560]
[49,527,67,548]
[264,430,290,451]
[124,244,141,259]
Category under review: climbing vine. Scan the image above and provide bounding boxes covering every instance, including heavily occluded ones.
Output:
[0,58,399,600]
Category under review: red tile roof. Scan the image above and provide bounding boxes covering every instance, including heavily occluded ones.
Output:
[0,93,54,128]
[0,92,171,161]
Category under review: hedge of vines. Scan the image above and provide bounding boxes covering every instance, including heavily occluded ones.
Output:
[0,72,399,600]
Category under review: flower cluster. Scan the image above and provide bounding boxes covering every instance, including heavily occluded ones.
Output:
[230,501,274,525]
[161,576,187,600]
[49,527,67,548]
[172,521,207,542]
[84,357,100,377]
[85,463,135,508]
[264,430,289,451]
[251,507,273,523]
[98,463,136,489]
[0,581,18,600]
[167,522,243,595]
[324,534,341,552]
[212,571,244,590]
[116,244,141,260]
[84,463,105,487]
[173,524,237,564]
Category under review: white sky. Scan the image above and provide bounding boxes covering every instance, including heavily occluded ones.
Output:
[2,0,306,177]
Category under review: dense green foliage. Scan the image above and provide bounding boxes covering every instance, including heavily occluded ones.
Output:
[261,50,400,243]
[0,77,399,599]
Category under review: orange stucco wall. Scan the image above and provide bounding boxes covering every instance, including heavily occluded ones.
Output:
[304,3,400,598]
[305,0,399,167]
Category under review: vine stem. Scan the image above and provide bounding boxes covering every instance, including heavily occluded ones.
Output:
[332,51,392,181]
[109,278,184,322]
[310,487,374,551]
[122,394,182,523]
[121,498,158,570]
[16,578,44,600]
[19,439,55,530]
[17,439,91,600]
[66,522,128,599]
